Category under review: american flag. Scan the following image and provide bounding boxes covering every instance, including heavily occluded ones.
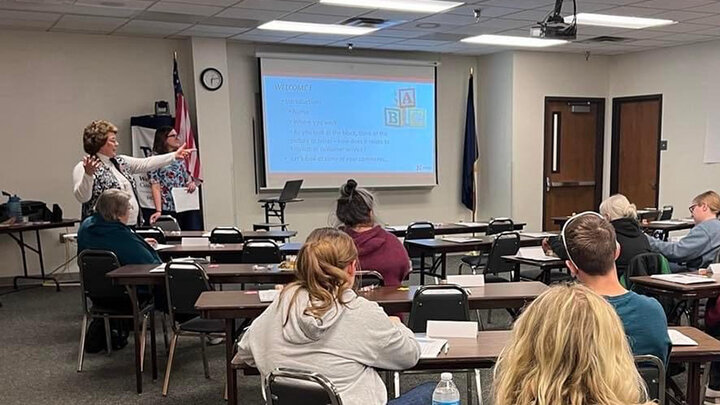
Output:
[173,54,202,180]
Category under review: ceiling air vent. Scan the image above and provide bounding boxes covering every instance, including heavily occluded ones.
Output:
[341,17,401,29]
[580,36,633,43]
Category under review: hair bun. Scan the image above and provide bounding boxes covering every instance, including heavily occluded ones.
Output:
[342,179,358,197]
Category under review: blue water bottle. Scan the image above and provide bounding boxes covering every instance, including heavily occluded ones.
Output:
[7,194,22,222]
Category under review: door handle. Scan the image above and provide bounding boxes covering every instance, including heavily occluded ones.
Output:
[546,177,550,192]
[550,181,596,187]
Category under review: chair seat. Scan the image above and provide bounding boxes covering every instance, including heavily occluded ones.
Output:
[484,274,509,283]
[178,317,227,333]
[461,255,482,266]
[520,269,573,284]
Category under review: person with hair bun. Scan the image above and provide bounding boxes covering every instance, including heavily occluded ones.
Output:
[494,284,655,405]
[599,194,652,277]
[646,190,720,269]
[335,179,410,286]
[236,228,433,405]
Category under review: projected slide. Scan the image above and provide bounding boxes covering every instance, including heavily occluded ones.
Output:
[260,57,437,189]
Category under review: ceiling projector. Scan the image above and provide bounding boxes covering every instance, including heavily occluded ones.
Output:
[530,0,577,40]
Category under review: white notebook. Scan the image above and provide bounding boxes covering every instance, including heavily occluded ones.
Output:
[516,246,559,262]
[669,329,698,346]
[650,274,716,285]
[414,336,448,358]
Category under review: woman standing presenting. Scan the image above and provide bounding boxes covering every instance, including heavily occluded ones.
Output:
[72,120,193,226]
[148,126,201,230]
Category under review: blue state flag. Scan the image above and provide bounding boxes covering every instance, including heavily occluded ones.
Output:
[461,74,478,211]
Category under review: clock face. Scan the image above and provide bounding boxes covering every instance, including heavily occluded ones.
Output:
[201,68,223,91]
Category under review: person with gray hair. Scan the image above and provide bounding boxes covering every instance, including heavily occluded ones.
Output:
[77,189,161,266]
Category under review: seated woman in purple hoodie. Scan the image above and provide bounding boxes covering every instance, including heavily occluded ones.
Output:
[335,179,410,286]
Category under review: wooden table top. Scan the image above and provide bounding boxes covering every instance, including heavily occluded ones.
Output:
[163,230,297,242]
[501,255,566,268]
[0,218,79,233]
[629,272,720,297]
[157,242,302,257]
[195,282,549,318]
[107,263,296,285]
[641,220,695,232]
[403,235,543,254]
[385,222,527,237]
[233,326,720,370]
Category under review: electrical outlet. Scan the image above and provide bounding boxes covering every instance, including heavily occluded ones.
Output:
[660,140,668,151]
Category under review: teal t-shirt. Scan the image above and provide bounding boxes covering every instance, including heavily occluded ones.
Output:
[606,291,671,365]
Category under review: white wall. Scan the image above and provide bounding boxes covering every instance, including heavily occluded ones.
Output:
[226,42,480,239]
[609,40,720,213]
[0,30,193,280]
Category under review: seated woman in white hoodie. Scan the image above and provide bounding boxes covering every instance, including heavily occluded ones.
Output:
[236,227,434,405]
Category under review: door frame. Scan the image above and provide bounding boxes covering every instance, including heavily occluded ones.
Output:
[542,96,606,229]
[610,94,663,207]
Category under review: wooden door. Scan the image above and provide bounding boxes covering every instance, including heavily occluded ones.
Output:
[542,98,605,231]
[611,95,662,209]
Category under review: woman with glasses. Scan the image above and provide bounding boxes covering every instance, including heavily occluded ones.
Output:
[646,190,720,270]
[72,120,193,226]
[147,126,202,230]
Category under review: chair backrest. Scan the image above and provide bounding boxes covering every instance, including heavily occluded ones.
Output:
[242,240,282,264]
[209,226,244,244]
[165,261,211,324]
[486,218,515,235]
[134,226,166,244]
[77,250,126,310]
[657,205,673,221]
[354,270,385,289]
[408,284,470,333]
[154,215,181,232]
[623,253,671,290]
[635,355,665,405]
[405,221,435,240]
[265,368,343,405]
[484,231,520,275]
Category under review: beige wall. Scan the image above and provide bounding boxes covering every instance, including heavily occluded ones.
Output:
[0,30,193,280]
[608,40,720,213]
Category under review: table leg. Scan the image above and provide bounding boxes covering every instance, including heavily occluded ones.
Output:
[687,362,702,405]
[126,285,143,394]
[691,299,700,327]
[441,253,447,279]
[420,252,426,285]
[150,310,158,381]
[13,232,28,289]
[225,318,237,405]
[35,230,58,291]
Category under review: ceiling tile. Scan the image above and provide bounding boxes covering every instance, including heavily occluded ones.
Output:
[169,0,241,6]
[627,38,680,47]
[296,3,367,17]
[357,9,426,22]
[75,0,153,10]
[592,6,665,17]
[136,11,203,23]
[631,0,717,10]
[693,26,720,36]
[232,28,297,38]
[650,10,714,22]
[0,18,55,29]
[216,7,287,20]
[501,8,549,22]
[561,2,617,13]
[148,1,224,17]
[51,14,127,32]
[281,37,336,45]
[233,0,311,12]
[447,5,519,18]
[676,14,720,26]
[371,28,426,38]
[337,35,401,44]
[604,28,666,40]
[182,23,249,35]
[0,9,60,22]
[202,16,260,27]
[0,0,142,17]
[114,19,191,34]
[398,38,452,47]
[283,12,345,24]
[417,12,478,25]
[647,22,714,33]
[394,20,464,33]
[686,2,720,13]
[652,32,717,42]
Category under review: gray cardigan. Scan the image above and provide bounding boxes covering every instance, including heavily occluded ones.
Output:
[236,286,420,405]
[646,218,720,269]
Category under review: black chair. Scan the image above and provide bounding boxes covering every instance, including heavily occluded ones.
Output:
[76,250,153,372]
[264,368,343,405]
[162,261,243,396]
[134,226,166,244]
[404,222,435,280]
[481,231,520,283]
[635,355,665,405]
[658,205,674,221]
[209,227,244,263]
[408,284,470,333]
[154,215,181,232]
[354,270,384,290]
[460,218,515,274]
[242,240,282,264]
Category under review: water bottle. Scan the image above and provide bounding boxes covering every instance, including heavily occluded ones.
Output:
[432,372,461,405]
[7,194,22,222]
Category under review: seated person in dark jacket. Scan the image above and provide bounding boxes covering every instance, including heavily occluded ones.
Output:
[542,194,652,279]
[77,189,161,312]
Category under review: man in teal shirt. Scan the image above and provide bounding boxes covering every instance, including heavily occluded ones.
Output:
[562,212,671,365]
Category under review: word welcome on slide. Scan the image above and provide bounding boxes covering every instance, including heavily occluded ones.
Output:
[261,70,436,188]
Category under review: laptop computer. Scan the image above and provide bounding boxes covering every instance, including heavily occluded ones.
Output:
[259,179,303,203]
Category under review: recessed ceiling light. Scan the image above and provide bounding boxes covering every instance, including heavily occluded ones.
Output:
[461,34,567,48]
[565,13,677,29]
[258,20,378,35]
[416,22,440,29]
[319,0,463,13]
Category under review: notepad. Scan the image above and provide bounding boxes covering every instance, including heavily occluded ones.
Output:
[520,232,556,238]
[650,274,716,285]
[669,329,698,346]
[153,244,175,251]
[149,264,166,273]
[415,335,448,359]
[258,290,280,303]
[516,247,559,261]
[442,236,480,243]
[171,187,200,213]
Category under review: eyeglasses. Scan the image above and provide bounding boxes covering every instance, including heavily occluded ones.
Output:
[561,211,605,270]
[689,204,698,214]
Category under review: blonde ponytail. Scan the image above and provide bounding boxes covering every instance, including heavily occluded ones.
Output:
[599,194,637,221]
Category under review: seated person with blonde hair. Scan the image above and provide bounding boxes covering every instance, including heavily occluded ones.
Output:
[563,212,670,365]
[494,284,655,405]
[599,194,653,277]
[646,190,720,270]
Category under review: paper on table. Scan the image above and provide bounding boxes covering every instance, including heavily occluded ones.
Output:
[650,274,716,285]
[442,236,482,243]
[669,329,698,346]
[455,222,488,227]
[258,290,280,303]
[414,335,448,358]
[520,232,556,238]
[651,220,687,225]
[516,246,559,262]
[153,243,175,251]
[171,187,200,213]
[387,225,408,231]
[149,264,166,273]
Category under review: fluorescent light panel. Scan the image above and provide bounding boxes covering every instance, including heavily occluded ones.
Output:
[565,13,676,29]
[461,34,567,48]
[319,0,463,13]
[258,20,378,35]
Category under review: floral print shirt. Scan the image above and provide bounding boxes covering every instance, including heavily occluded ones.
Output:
[148,158,191,212]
